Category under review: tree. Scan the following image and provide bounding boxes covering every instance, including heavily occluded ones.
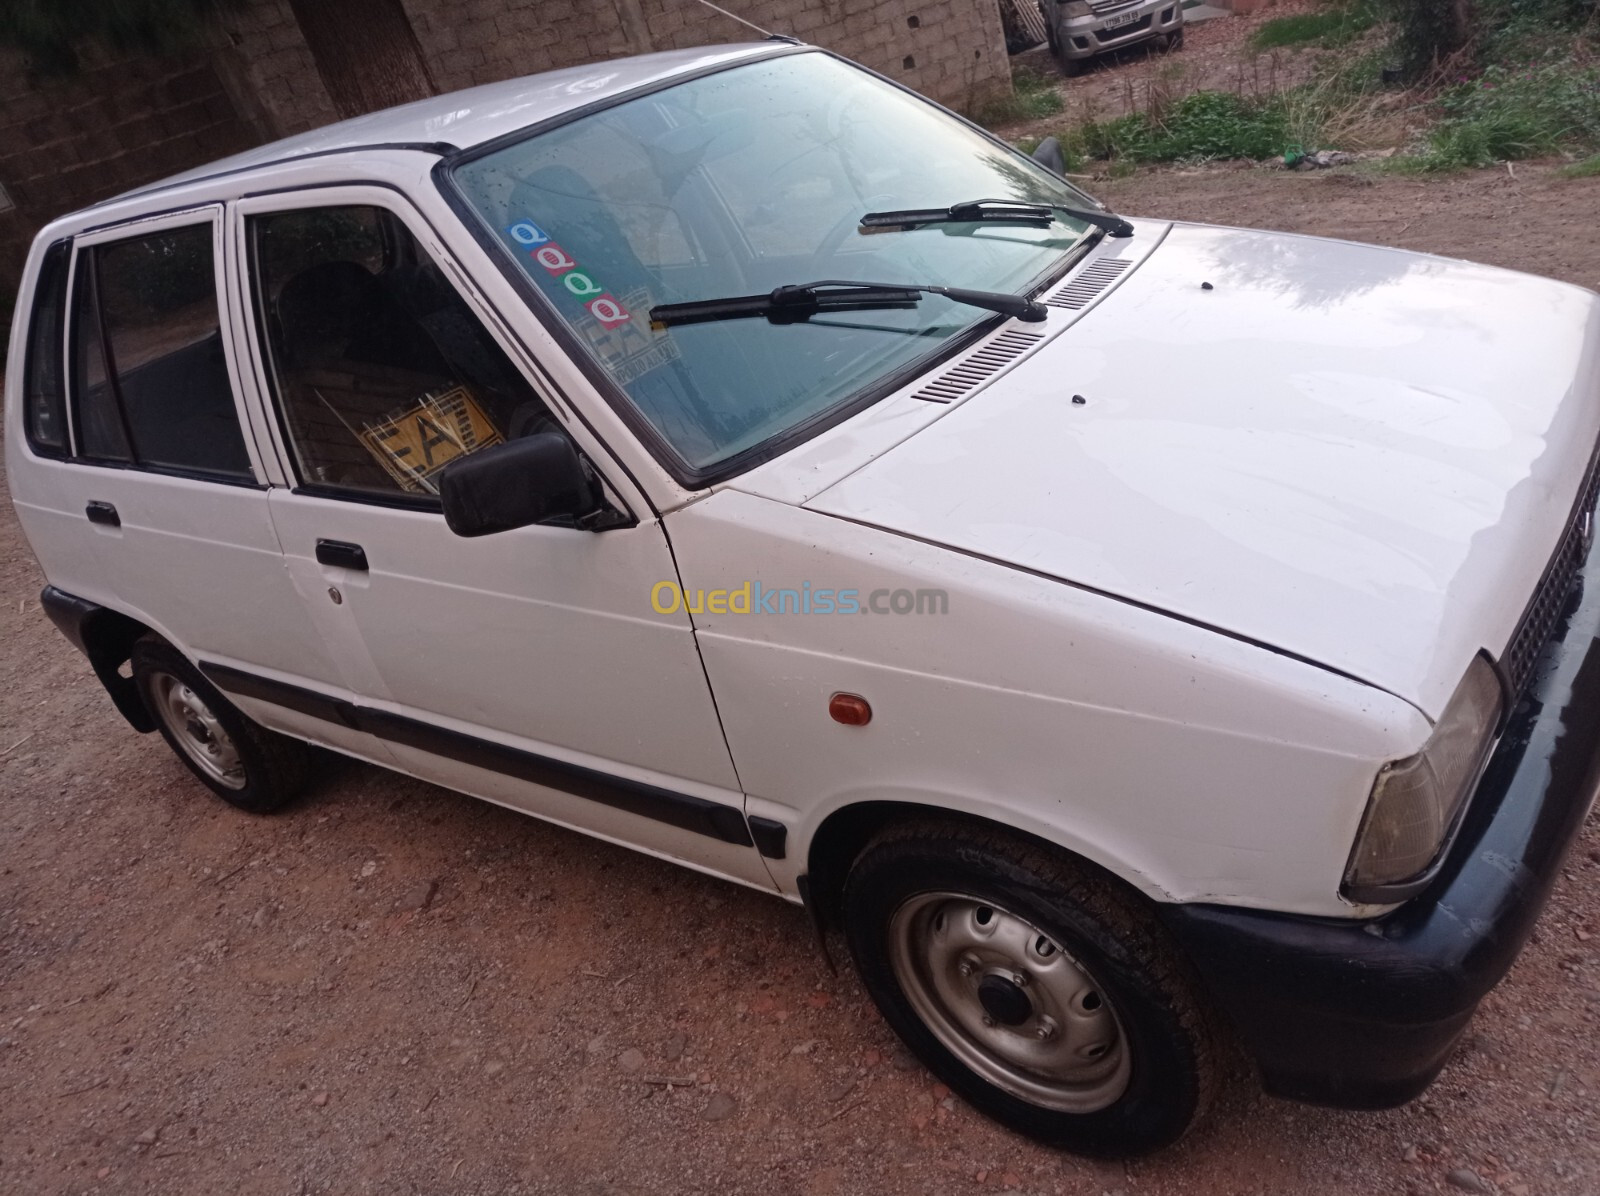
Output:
[285,0,436,119]
[1396,0,1477,77]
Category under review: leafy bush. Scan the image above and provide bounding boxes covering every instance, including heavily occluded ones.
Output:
[1074,91,1292,163]
[1416,62,1600,167]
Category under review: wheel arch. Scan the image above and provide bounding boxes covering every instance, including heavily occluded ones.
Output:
[802,799,1159,933]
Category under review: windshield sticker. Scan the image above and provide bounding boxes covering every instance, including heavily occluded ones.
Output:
[579,287,680,385]
[507,219,632,329]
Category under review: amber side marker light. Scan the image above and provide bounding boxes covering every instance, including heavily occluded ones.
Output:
[829,693,872,726]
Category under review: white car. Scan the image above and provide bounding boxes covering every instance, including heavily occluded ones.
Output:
[8,41,1600,1158]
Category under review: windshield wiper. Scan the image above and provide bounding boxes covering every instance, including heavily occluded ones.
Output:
[860,197,1134,239]
[648,278,1047,329]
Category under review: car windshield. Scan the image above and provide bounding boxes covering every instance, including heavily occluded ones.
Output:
[448,51,1097,478]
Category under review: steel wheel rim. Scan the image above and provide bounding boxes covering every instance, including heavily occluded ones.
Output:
[149,673,246,790]
[888,891,1131,1113]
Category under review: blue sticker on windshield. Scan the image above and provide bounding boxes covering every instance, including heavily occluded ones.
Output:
[506,220,551,247]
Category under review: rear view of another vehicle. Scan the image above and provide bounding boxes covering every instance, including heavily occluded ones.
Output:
[1042,0,1185,75]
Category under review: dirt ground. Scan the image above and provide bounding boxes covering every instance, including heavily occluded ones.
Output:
[5,162,1600,1196]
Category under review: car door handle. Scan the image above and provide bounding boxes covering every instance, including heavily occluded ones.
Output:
[85,500,120,528]
[315,539,369,571]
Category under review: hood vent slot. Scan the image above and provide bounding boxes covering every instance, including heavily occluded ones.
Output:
[1046,257,1130,309]
[910,329,1045,404]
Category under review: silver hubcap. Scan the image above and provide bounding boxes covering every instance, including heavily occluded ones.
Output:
[888,892,1130,1113]
[149,673,246,790]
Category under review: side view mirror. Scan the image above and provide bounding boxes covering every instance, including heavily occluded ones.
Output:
[1031,136,1067,177]
[440,433,601,537]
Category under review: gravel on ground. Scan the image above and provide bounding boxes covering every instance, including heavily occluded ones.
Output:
[3,161,1600,1195]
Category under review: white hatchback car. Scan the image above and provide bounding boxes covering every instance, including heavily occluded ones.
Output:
[8,41,1600,1158]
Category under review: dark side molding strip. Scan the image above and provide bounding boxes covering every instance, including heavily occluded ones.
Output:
[199,662,754,848]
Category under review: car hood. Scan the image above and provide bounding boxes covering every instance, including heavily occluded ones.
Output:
[802,224,1600,718]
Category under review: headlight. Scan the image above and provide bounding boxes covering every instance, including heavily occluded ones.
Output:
[1062,1,1093,16]
[1343,655,1503,898]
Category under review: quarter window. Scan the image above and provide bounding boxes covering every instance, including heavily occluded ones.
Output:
[250,204,564,499]
[69,222,254,479]
[22,240,71,456]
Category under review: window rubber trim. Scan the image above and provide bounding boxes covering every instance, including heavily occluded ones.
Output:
[20,239,73,460]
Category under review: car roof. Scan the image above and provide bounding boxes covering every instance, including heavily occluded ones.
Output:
[111,41,785,204]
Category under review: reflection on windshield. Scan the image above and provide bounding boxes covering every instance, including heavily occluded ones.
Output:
[450,51,1094,476]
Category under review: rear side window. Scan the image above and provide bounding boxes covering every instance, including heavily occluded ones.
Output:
[68,223,253,480]
[22,241,71,455]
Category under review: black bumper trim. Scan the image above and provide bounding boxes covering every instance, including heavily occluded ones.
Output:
[199,661,754,848]
[1160,532,1600,1109]
[40,586,156,732]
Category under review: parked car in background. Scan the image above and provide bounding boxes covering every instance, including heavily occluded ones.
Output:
[9,40,1600,1158]
[1041,0,1184,74]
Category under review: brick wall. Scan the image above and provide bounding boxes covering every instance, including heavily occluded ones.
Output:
[0,45,257,311]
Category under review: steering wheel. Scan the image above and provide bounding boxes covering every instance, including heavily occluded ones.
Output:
[808,192,895,275]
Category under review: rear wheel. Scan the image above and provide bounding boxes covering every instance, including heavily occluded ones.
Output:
[843,822,1217,1157]
[131,637,312,814]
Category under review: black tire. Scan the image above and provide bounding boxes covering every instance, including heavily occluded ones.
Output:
[1054,40,1086,76]
[131,636,312,814]
[843,822,1217,1157]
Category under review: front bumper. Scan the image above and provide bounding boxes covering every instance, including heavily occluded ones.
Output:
[1160,533,1600,1109]
[1057,1,1182,60]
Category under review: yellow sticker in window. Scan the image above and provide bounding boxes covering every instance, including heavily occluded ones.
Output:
[359,386,504,494]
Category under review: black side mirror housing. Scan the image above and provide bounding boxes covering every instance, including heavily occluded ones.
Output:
[440,433,601,537]
[1031,136,1067,177]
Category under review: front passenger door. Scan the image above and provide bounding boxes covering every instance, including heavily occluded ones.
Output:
[235,192,769,888]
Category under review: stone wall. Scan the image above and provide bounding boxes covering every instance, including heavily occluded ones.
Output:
[0,1,1010,303]
[0,46,256,312]
[237,0,1012,137]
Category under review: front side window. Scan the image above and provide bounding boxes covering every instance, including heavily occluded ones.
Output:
[448,51,1095,478]
[250,204,566,499]
[22,240,71,456]
[68,222,253,479]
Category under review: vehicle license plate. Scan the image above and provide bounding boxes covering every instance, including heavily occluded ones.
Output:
[360,386,504,493]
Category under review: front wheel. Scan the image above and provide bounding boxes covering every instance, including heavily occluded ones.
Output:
[131,636,312,814]
[843,823,1218,1157]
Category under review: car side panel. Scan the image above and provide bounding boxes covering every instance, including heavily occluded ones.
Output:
[666,488,1430,917]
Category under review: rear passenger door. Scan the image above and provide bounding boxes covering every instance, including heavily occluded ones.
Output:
[51,208,391,763]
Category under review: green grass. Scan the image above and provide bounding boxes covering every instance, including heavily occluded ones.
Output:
[1406,62,1600,169]
[971,66,1065,126]
[1562,152,1600,177]
[1072,91,1292,163]
[1250,1,1377,51]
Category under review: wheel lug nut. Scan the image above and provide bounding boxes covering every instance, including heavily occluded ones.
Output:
[1034,1017,1057,1041]
[1011,971,1028,987]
